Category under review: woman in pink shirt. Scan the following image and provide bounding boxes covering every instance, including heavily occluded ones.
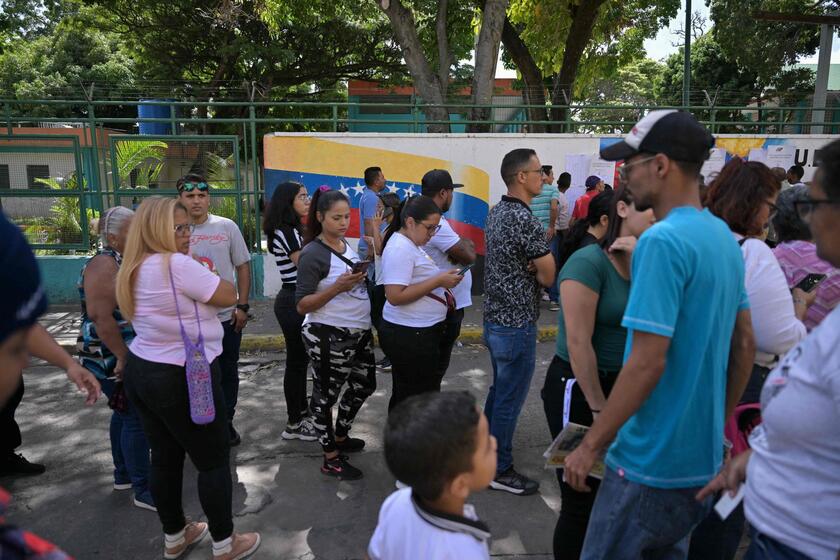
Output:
[115,197,260,560]
[772,185,840,330]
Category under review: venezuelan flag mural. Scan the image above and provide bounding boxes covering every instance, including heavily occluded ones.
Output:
[263,136,490,255]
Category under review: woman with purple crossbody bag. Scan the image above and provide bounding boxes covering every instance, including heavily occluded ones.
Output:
[116,197,260,560]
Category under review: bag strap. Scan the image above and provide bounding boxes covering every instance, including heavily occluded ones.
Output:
[315,238,357,268]
[426,289,455,311]
[167,258,204,344]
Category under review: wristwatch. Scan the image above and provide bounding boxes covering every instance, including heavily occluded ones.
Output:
[236,303,250,313]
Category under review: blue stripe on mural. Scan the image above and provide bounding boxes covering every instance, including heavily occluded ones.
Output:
[264,169,488,229]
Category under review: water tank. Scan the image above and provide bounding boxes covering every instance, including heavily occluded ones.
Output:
[138,99,178,135]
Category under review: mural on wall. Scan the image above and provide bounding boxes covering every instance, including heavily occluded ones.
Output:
[263,135,490,254]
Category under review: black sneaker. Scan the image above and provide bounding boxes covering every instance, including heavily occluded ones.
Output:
[321,455,363,480]
[335,437,365,453]
[377,357,391,372]
[229,424,241,447]
[489,467,539,496]
[0,453,46,476]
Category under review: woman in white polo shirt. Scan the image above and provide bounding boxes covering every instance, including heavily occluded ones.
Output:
[379,195,463,412]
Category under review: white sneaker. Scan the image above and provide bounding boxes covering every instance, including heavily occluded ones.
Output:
[281,418,319,441]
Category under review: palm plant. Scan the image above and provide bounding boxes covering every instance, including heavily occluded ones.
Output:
[113,139,168,189]
[25,172,97,251]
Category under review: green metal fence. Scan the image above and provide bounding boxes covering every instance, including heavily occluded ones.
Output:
[2,97,839,254]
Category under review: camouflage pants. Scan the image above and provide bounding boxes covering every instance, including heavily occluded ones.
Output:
[301,322,376,453]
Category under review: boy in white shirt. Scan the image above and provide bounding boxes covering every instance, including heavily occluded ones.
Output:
[368,392,497,560]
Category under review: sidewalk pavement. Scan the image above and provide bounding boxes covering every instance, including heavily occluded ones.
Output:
[42,295,561,352]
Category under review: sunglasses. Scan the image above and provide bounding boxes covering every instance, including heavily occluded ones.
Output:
[180,182,209,192]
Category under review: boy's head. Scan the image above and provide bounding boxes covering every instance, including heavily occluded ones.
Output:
[385,391,497,503]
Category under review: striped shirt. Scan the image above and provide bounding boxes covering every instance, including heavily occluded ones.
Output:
[271,224,303,287]
[773,240,840,331]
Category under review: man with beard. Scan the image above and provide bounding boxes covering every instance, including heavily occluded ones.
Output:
[563,111,756,559]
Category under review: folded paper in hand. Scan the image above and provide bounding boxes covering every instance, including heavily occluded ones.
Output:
[543,422,606,480]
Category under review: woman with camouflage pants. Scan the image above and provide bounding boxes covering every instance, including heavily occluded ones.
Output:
[295,188,376,481]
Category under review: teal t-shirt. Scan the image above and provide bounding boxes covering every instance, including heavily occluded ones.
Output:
[555,244,629,371]
[530,183,556,229]
[606,207,749,489]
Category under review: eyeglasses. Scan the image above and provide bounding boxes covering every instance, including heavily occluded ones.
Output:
[174,223,195,235]
[618,156,658,181]
[794,198,840,223]
[295,193,310,201]
[418,222,442,234]
[180,182,209,192]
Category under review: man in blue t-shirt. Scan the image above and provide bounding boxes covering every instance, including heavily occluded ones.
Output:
[563,111,756,559]
[358,166,386,261]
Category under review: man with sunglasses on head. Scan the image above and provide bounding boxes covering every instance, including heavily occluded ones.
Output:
[562,111,756,559]
[177,174,251,447]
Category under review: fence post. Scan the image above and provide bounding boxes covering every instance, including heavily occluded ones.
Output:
[4,103,11,136]
[249,103,260,251]
[170,103,178,135]
[86,101,102,201]
[332,104,339,132]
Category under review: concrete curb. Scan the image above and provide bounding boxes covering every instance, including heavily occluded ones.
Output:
[56,326,560,353]
[239,325,560,352]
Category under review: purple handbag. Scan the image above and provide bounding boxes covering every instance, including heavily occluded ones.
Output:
[168,264,216,425]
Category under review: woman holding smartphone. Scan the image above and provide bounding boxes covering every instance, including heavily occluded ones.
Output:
[295,187,376,481]
[378,195,463,411]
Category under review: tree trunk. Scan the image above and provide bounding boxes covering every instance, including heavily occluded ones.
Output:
[377,0,450,132]
[548,0,607,132]
[501,17,547,132]
[436,0,450,98]
[468,0,508,132]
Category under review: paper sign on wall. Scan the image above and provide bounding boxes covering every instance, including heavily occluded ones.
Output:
[564,154,592,188]
[589,158,616,185]
[747,148,768,164]
[701,147,727,180]
[765,145,795,171]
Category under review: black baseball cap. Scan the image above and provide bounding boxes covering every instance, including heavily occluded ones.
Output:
[600,110,715,163]
[420,169,465,196]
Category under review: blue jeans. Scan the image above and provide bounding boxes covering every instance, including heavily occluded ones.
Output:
[101,378,151,494]
[744,529,812,560]
[581,467,712,560]
[483,321,538,474]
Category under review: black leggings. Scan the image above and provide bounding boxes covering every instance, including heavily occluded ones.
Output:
[541,355,619,560]
[123,352,233,542]
[274,287,310,424]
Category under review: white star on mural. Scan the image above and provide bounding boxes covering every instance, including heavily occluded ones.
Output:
[386,183,400,194]
[338,183,350,197]
[352,182,366,196]
[404,185,417,197]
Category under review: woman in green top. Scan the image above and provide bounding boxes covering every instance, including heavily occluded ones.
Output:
[541,184,655,560]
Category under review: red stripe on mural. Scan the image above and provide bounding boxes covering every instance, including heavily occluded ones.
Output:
[449,221,485,255]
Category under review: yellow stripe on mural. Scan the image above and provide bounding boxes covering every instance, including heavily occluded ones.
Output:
[264,135,489,203]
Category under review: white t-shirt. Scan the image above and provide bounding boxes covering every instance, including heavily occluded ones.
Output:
[745,305,840,560]
[555,191,570,231]
[738,236,807,367]
[295,239,371,330]
[129,253,223,366]
[565,185,587,214]
[423,216,472,310]
[368,489,491,560]
[381,232,447,327]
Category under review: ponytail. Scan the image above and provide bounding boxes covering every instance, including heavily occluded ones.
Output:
[383,195,441,247]
[557,191,612,271]
[303,187,349,245]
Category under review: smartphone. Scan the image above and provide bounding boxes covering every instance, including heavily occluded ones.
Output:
[795,273,827,293]
[351,260,371,274]
[458,263,474,276]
